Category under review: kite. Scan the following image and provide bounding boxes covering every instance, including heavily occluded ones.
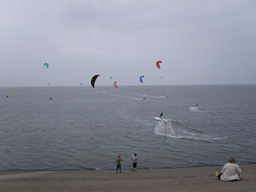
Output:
[139,75,144,83]
[43,63,49,68]
[113,81,118,88]
[91,75,100,88]
[156,60,162,69]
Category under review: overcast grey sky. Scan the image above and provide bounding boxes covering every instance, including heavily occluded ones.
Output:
[0,0,255,87]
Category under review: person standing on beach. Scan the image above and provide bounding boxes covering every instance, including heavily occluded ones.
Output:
[116,155,122,173]
[216,156,242,181]
[132,153,138,172]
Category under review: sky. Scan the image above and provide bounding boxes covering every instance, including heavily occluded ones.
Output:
[0,0,256,87]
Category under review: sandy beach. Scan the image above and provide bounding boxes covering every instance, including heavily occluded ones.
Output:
[0,164,255,192]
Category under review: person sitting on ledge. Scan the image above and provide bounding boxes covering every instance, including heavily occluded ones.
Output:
[216,156,242,181]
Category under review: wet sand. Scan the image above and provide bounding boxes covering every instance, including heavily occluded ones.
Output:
[0,164,255,192]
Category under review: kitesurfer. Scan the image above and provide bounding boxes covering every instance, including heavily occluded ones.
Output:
[160,112,163,118]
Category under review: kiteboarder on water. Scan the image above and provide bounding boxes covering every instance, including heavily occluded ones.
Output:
[160,112,163,119]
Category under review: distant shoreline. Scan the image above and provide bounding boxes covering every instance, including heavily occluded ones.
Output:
[1,84,256,88]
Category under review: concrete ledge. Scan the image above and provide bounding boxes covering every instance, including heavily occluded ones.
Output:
[0,165,255,192]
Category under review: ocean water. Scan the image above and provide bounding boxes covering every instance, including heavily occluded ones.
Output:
[0,85,256,171]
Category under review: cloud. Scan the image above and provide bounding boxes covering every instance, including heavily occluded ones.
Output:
[0,0,256,86]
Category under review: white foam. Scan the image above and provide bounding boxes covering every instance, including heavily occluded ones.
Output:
[154,120,227,141]
[189,106,199,112]
[189,106,219,113]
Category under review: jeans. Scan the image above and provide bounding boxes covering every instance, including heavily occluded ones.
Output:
[116,164,121,173]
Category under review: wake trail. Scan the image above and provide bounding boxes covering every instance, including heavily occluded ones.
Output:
[154,118,227,141]
[134,93,167,99]
[98,90,143,100]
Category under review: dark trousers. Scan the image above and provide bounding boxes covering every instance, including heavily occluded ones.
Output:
[116,165,121,173]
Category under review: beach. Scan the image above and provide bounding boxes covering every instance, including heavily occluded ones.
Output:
[0,164,255,192]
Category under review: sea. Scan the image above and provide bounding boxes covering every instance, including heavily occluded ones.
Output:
[0,85,256,171]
